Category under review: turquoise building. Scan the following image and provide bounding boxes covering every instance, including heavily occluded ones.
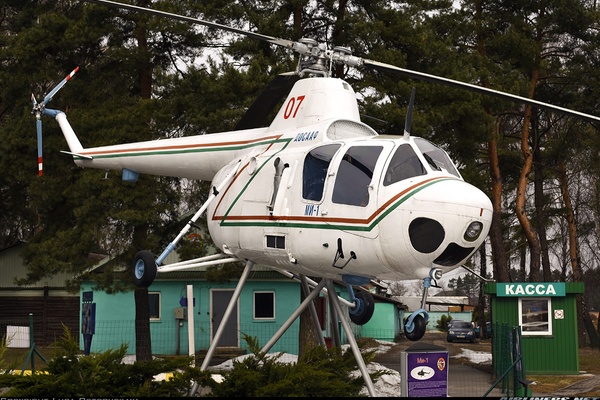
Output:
[79,266,406,357]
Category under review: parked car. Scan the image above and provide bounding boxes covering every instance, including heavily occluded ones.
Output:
[447,320,476,343]
[474,322,493,338]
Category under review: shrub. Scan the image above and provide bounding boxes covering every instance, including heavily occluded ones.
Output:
[0,325,213,397]
[437,315,453,331]
[0,327,388,397]
[209,333,385,397]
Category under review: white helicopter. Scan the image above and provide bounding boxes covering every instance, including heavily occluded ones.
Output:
[31,0,600,396]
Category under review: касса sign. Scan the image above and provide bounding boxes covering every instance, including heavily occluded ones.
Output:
[497,282,566,297]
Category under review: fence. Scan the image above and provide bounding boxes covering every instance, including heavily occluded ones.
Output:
[485,322,530,397]
[86,320,309,357]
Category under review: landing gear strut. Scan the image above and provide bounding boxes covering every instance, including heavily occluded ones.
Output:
[404,268,442,341]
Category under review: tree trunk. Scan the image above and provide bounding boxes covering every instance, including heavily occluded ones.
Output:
[515,72,542,282]
[519,241,526,282]
[298,281,320,357]
[488,120,510,282]
[134,286,152,362]
[474,0,510,284]
[532,117,551,281]
[298,303,320,356]
[557,158,599,347]
[477,244,488,339]
[132,0,154,362]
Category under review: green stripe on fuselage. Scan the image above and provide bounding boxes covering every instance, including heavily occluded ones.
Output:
[218,177,455,231]
[73,138,283,160]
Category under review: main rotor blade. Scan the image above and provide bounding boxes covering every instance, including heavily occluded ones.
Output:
[83,0,600,125]
[235,73,300,130]
[362,59,600,124]
[82,0,295,49]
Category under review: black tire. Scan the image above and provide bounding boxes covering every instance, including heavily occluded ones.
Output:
[349,290,375,325]
[404,314,426,341]
[132,250,157,288]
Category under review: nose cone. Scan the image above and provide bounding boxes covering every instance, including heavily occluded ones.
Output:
[412,178,492,212]
[407,178,492,267]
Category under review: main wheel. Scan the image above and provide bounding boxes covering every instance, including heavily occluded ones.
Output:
[405,314,426,341]
[349,290,375,325]
[132,250,157,288]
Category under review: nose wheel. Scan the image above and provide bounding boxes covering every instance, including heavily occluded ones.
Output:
[404,313,427,341]
[403,268,442,341]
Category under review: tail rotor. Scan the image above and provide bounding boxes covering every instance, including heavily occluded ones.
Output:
[31,66,79,176]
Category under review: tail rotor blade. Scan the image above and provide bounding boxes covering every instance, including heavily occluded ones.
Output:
[36,117,43,176]
[32,93,44,176]
[32,66,79,176]
[42,66,79,106]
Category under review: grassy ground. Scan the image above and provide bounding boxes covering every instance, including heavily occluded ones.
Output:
[2,345,55,372]
[525,347,600,396]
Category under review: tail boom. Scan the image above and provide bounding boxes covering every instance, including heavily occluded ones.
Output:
[53,110,279,181]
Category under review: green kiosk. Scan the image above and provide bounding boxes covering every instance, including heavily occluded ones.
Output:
[485,282,584,375]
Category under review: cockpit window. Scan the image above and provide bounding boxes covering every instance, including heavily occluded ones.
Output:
[414,138,461,178]
[303,144,341,201]
[383,144,426,186]
[333,146,383,207]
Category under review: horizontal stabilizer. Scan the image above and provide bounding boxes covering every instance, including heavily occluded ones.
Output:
[60,150,93,160]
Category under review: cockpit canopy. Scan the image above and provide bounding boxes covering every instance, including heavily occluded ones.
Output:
[302,137,461,207]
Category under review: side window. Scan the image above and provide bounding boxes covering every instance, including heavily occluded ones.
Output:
[302,144,341,201]
[149,292,161,321]
[383,144,426,186]
[254,291,275,320]
[519,298,552,336]
[332,146,383,207]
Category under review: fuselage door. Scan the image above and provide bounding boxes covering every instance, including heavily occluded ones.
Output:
[319,140,395,239]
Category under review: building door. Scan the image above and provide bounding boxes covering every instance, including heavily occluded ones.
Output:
[211,289,239,347]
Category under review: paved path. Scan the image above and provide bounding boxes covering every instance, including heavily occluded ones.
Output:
[374,334,505,397]
[552,374,600,396]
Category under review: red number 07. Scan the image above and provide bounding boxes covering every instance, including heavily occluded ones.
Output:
[283,95,305,119]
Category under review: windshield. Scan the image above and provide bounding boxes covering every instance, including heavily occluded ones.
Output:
[383,144,426,186]
[453,321,472,329]
[414,138,461,178]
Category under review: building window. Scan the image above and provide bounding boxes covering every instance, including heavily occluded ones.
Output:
[518,297,552,335]
[254,291,275,320]
[149,292,161,321]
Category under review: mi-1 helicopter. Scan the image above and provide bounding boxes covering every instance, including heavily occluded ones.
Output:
[31,0,600,396]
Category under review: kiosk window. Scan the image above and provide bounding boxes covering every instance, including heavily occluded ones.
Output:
[518,297,552,335]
